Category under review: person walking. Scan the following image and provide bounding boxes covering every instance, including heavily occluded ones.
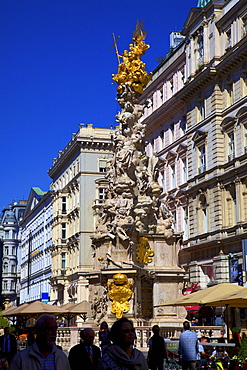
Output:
[9,314,70,370]
[178,321,199,370]
[0,327,17,365]
[147,325,168,370]
[68,328,101,370]
[99,322,111,354]
[99,317,148,370]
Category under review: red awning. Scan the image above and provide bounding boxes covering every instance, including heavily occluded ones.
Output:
[183,287,200,312]
[185,305,200,312]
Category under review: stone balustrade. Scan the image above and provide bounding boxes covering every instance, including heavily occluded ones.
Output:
[56,326,225,352]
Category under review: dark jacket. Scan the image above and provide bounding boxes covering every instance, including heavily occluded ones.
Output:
[68,343,101,370]
[0,333,17,354]
[0,333,17,363]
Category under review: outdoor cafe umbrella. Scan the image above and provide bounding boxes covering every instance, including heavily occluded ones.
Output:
[203,287,247,308]
[64,300,90,322]
[3,301,64,316]
[155,283,245,341]
[155,283,245,307]
[3,304,29,316]
[58,301,90,325]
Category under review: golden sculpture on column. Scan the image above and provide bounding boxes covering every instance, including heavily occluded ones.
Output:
[136,237,154,264]
[112,30,152,94]
[90,22,185,325]
[107,273,132,319]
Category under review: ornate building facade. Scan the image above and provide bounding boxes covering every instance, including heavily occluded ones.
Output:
[0,200,27,307]
[19,187,52,303]
[48,123,113,309]
[140,0,247,294]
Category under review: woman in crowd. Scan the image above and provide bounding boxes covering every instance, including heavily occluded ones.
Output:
[99,321,111,354]
[99,317,148,370]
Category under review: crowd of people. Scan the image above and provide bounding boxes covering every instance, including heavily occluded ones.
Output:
[0,315,242,370]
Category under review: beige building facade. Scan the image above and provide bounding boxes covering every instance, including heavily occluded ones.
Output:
[48,123,113,308]
[141,0,247,298]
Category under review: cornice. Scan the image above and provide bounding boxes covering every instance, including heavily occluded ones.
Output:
[144,97,186,135]
[48,138,113,178]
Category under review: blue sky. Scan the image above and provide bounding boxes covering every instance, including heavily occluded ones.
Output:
[0,0,196,211]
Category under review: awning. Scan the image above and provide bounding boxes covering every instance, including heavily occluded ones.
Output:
[185,305,200,312]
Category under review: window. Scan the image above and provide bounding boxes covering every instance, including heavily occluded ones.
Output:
[12,247,16,255]
[181,116,186,134]
[61,223,66,239]
[226,184,237,226]
[160,88,163,103]
[61,252,66,269]
[99,187,107,200]
[197,29,204,66]
[3,263,8,273]
[62,197,67,214]
[242,16,247,37]
[5,231,9,239]
[198,145,206,174]
[170,123,175,142]
[11,281,15,291]
[171,165,176,188]
[183,206,189,240]
[160,130,165,149]
[244,124,247,153]
[170,79,174,96]
[221,117,237,161]
[228,132,235,161]
[99,159,107,173]
[172,211,177,232]
[182,158,187,183]
[161,170,165,192]
[3,281,7,290]
[226,29,232,50]
[198,194,208,234]
[11,265,15,273]
[226,80,233,106]
[242,69,247,98]
[197,99,205,121]
[4,246,8,255]
[181,69,185,86]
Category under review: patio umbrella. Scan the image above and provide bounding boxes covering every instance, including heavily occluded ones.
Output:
[59,303,78,326]
[3,304,29,316]
[65,301,90,322]
[60,303,75,310]
[4,301,64,316]
[204,288,247,308]
[155,283,245,342]
[155,283,245,307]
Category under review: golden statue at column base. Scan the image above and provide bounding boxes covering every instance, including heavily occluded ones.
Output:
[107,273,132,319]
